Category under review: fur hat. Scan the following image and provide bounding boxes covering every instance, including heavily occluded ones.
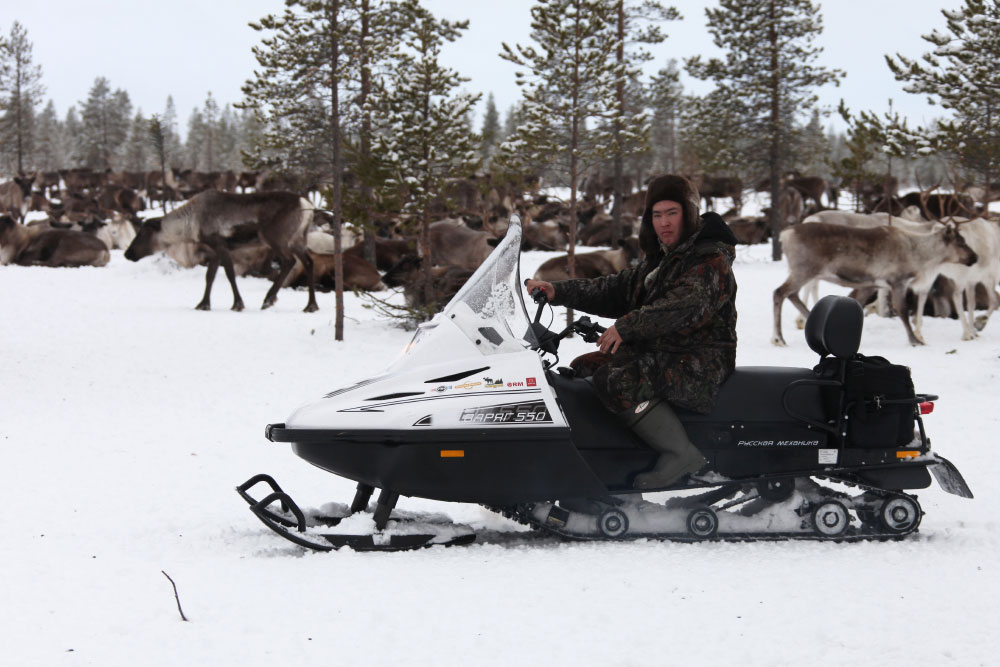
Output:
[639,174,701,256]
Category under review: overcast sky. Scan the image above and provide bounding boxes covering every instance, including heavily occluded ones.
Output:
[10,1,959,137]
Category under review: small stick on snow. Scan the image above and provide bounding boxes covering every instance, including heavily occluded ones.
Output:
[161,570,189,622]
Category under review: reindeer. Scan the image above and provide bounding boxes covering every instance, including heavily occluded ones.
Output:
[910,217,1000,342]
[124,190,318,312]
[0,215,109,267]
[381,254,474,312]
[787,176,835,210]
[532,237,641,282]
[773,222,978,346]
[0,177,31,222]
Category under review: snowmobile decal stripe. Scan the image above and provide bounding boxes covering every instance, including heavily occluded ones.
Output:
[424,366,490,383]
[337,389,542,412]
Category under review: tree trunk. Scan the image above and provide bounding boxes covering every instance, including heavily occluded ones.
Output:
[360,0,377,267]
[767,0,783,261]
[611,0,625,248]
[329,0,345,341]
[566,3,582,330]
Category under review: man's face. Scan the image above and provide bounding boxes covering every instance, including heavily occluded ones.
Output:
[652,200,684,247]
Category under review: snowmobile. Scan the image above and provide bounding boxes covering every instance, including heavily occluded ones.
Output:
[237,215,973,551]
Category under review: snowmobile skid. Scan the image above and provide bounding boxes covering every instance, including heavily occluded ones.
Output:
[238,215,973,551]
[237,474,476,551]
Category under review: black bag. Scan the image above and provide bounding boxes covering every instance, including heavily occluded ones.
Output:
[814,354,916,447]
[842,355,916,447]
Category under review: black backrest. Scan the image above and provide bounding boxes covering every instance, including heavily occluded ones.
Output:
[805,295,863,360]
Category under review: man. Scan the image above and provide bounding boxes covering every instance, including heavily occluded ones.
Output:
[525,174,738,488]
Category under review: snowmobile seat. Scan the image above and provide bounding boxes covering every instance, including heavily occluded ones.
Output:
[550,366,828,450]
[677,366,826,426]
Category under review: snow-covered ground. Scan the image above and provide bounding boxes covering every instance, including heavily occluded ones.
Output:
[2,239,998,666]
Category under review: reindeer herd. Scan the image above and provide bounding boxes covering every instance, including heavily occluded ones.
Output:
[2,167,999,347]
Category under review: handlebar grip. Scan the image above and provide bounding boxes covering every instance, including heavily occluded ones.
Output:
[531,288,548,305]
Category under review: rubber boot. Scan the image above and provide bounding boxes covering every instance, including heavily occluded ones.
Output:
[625,399,707,490]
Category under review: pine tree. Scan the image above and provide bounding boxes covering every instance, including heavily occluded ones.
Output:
[123,110,150,171]
[686,0,843,259]
[185,108,206,170]
[648,59,683,175]
[792,108,832,179]
[242,0,406,338]
[63,106,82,167]
[0,21,45,174]
[886,1,1000,206]
[606,0,680,245]
[479,92,501,162]
[198,92,221,171]
[216,105,239,171]
[162,96,183,168]
[679,89,754,179]
[33,100,61,171]
[340,0,408,267]
[149,114,170,211]
[78,77,132,169]
[375,0,480,311]
[500,0,619,292]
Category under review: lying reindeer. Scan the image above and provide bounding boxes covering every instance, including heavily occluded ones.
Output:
[0,215,109,267]
[124,190,317,312]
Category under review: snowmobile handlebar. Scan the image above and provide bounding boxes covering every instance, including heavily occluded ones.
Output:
[527,287,606,357]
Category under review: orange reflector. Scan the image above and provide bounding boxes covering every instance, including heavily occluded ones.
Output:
[919,401,934,415]
[896,451,920,459]
[440,450,465,458]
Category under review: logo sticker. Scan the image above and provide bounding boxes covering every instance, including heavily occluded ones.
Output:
[483,376,504,389]
[635,401,650,414]
[434,385,450,393]
[507,381,525,387]
[526,377,537,387]
[455,381,482,390]
[460,400,552,424]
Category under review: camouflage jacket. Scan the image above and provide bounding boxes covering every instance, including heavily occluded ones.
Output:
[552,212,738,413]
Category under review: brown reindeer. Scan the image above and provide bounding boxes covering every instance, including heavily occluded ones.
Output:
[124,190,317,312]
[0,215,109,267]
[427,218,495,270]
[381,254,474,312]
[344,237,417,271]
[532,237,641,281]
[0,177,31,222]
[773,222,978,346]
[787,176,835,209]
[696,174,743,213]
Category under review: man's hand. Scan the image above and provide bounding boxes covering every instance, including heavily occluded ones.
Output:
[524,279,555,301]
[597,325,624,354]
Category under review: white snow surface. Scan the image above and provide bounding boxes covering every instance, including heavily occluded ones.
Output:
[2,242,998,666]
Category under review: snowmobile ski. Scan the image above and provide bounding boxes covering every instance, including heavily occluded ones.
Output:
[237,474,476,552]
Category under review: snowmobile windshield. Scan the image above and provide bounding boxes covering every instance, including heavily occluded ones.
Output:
[441,214,535,354]
[394,216,535,364]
